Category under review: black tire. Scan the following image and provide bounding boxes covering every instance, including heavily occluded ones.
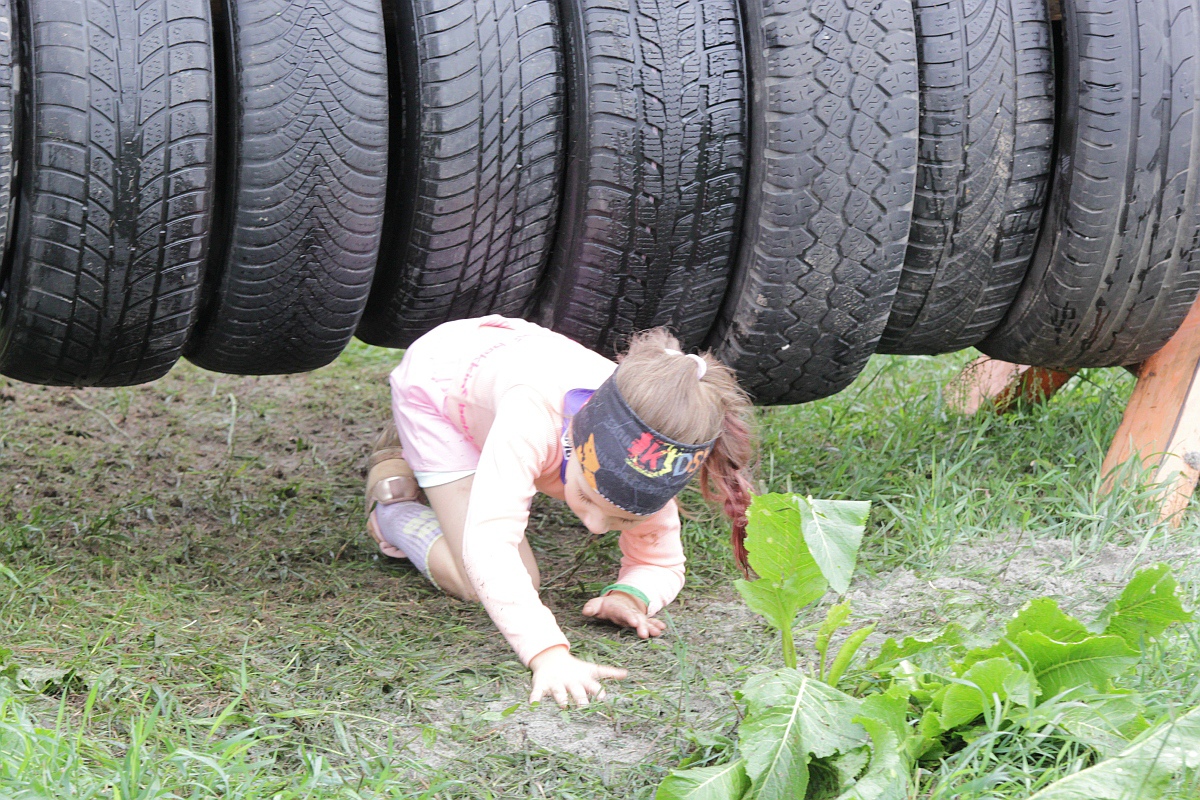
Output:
[355,0,565,349]
[0,0,13,264]
[187,0,389,374]
[0,0,214,387]
[706,0,919,405]
[532,0,747,355]
[877,0,1054,355]
[980,0,1200,368]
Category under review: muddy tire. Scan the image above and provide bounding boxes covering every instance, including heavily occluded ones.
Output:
[533,0,747,355]
[0,0,215,386]
[707,0,919,405]
[877,0,1054,355]
[980,0,1200,368]
[356,0,565,349]
[187,0,389,374]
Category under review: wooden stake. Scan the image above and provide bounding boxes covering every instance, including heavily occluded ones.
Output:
[1101,300,1200,524]
[946,356,1076,415]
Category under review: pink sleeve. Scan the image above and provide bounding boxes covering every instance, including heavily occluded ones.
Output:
[460,388,569,666]
[615,501,686,616]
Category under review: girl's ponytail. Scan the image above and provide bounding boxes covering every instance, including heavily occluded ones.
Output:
[615,329,758,576]
[699,407,755,577]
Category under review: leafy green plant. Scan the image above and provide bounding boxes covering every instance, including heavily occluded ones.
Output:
[1024,705,1200,799]
[660,493,878,800]
[657,494,1200,800]
[732,494,870,671]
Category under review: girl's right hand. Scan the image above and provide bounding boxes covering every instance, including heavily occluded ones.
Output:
[528,645,627,708]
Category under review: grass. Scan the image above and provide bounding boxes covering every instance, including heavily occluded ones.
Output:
[0,343,1197,798]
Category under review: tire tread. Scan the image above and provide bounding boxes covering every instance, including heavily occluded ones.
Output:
[1,0,215,386]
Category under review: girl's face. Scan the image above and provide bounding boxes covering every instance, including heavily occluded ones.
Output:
[563,451,649,534]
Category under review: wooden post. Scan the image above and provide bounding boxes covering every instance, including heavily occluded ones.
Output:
[1101,300,1200,525]
[946,356,1076,415]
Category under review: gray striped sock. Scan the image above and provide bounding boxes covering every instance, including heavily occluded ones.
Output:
[374,501,443,584]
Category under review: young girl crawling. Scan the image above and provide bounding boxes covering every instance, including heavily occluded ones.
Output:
[365,315,754,707]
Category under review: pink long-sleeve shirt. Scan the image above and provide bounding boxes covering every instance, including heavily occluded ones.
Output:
[390,318,686,666]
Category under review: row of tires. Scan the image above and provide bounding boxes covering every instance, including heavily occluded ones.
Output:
[0,0,1196,405]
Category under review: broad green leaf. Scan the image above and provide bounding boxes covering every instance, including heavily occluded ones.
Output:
[819,747,870,794]
[912,707,946,760]
[836,689,913,800]
[958,601,1093,674]
[1006,598,1092,644]
[1095,564,1194,649]
[866,625,967,671]
[1027,705,1200,799]
[890,660,948,707]
[739,495,828,633]
[738,669,867,800]
[744,494,808,582]
[835,717,910,800]
[736,572,825,635]
[1011,631,1139,699]
[1001,665,1039,707]
[1018,693,1145,756]
[857,687,911,741]
[736,577,793,634]
[656,760,750,800]
[795,497,869,594]
[935,658,1038,731]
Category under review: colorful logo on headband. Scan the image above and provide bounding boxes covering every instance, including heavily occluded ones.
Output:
[580,434,601,491]
[625,432,710,478]
[568,375,718,516]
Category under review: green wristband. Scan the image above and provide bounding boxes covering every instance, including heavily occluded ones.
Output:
[600,583,651,609]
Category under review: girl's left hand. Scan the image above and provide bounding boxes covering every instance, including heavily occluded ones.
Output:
[581,592,666,639]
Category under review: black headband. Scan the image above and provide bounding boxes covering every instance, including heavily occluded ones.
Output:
[569,375,716,515]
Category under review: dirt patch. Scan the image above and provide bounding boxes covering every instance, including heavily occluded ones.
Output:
[844,537,1200,643]
[452,700,660,764]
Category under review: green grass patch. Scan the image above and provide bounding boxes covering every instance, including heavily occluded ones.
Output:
[0,346,1197,797]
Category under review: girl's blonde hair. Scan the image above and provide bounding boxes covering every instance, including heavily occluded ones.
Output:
[615,329,756,574]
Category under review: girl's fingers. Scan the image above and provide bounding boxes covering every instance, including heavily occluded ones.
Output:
[552,684,570,709]
[568,682,590,707]
[593,664,629,680]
